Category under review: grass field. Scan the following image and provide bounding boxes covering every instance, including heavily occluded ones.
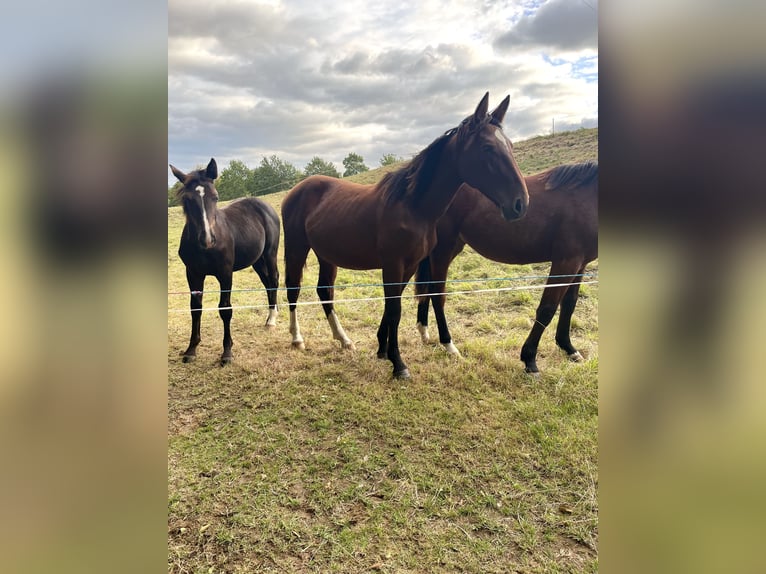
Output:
[168,128,598,573]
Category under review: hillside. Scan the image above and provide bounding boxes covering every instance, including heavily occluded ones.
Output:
[342,126,597,187]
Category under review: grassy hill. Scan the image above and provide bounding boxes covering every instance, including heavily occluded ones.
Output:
[328,127,596,188]
[356,127,598,186]
[168,128,598,573]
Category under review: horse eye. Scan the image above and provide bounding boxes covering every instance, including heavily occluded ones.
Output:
[482,144,494,153]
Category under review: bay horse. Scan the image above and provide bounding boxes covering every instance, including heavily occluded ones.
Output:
[415,161,598,374]
[281,93,530,379]
[170,158,281,365]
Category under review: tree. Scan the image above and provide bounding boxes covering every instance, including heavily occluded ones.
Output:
[342,152,369,177]
[303,156,340,178]
[379,153,405,167]
[216,159,253,201]
[168,182,182,207]
[252,155,302,196]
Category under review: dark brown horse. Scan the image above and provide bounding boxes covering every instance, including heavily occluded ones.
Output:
[415,161,598,373]
[281,93,530,379]
[170,158,281,365]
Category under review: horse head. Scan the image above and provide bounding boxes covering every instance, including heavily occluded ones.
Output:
[454,93,529,221]
[170,158,220,249]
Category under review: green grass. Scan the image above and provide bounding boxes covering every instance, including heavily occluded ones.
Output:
[168,128,598,573]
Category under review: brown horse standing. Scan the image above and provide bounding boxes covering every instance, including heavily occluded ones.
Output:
[170,158,281,365]
[415,161,598,373]
[281,93,530,379]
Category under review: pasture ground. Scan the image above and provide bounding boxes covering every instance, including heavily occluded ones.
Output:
[168,128,598,573]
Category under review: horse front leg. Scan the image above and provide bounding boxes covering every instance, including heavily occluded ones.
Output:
[381,267,411,379]
[217,274,234,365]
[182,270,204,362]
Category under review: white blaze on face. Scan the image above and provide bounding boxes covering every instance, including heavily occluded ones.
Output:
[195,185,213,247]
[494,128,511,152]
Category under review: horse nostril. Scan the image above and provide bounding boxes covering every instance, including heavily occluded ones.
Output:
[514,198,524,216]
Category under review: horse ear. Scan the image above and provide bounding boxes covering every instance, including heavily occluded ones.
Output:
[170,164,186,183]
[473,92,489,123]
[206,158,218,180]
[490,95,510,124]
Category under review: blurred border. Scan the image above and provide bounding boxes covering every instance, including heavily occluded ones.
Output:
[600,1,766,572]
[0,2,167,573]
[2,1,765,572]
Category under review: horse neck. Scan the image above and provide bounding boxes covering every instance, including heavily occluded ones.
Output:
[414,139,463,221]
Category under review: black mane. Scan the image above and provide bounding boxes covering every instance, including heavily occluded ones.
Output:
[378,113,498,206]
[544,161,598,191]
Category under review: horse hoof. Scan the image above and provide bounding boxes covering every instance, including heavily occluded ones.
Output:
[264,322,276,330]
[220,357,232,366]
[569,351,584,362]
[417,323,430,344]
[377,351,387,360]
[182,355,195,363]
[291,341,305,350]
[342,341,356,351]
[524,366,541,377]
[393,368,411,380]
[443,342,462,357]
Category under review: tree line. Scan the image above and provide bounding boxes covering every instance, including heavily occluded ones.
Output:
[169,152,405,206]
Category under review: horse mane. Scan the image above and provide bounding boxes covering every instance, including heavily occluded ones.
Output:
[377,127,457,206]
[378,113,499,206]
[544,161,598,191]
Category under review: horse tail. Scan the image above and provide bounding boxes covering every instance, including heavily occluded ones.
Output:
[415,255,432,303]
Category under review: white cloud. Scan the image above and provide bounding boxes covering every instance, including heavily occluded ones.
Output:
[168,0,598,182]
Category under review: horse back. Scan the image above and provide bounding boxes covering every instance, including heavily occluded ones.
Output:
[452,164,598,264]
[220,197,280,270]
[282,176,382,269]
[527,165,598,262]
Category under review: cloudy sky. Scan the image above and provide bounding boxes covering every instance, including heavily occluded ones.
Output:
[168,0,597,184]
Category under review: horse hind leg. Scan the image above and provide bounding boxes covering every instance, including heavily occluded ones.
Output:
[414,256,432,344]
[317,258,354,350]
[416,299,431,343]
[285,243,309,350]
[555,264,587,363]
[253,253,280,329]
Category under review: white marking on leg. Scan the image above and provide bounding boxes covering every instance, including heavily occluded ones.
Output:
[265,307,278,328]
[417,322,430,344]
[327,310,355,350]
[443,341,461,357]
[569,351,584,362]
[195,185,213,248]
[289,309,304,349]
